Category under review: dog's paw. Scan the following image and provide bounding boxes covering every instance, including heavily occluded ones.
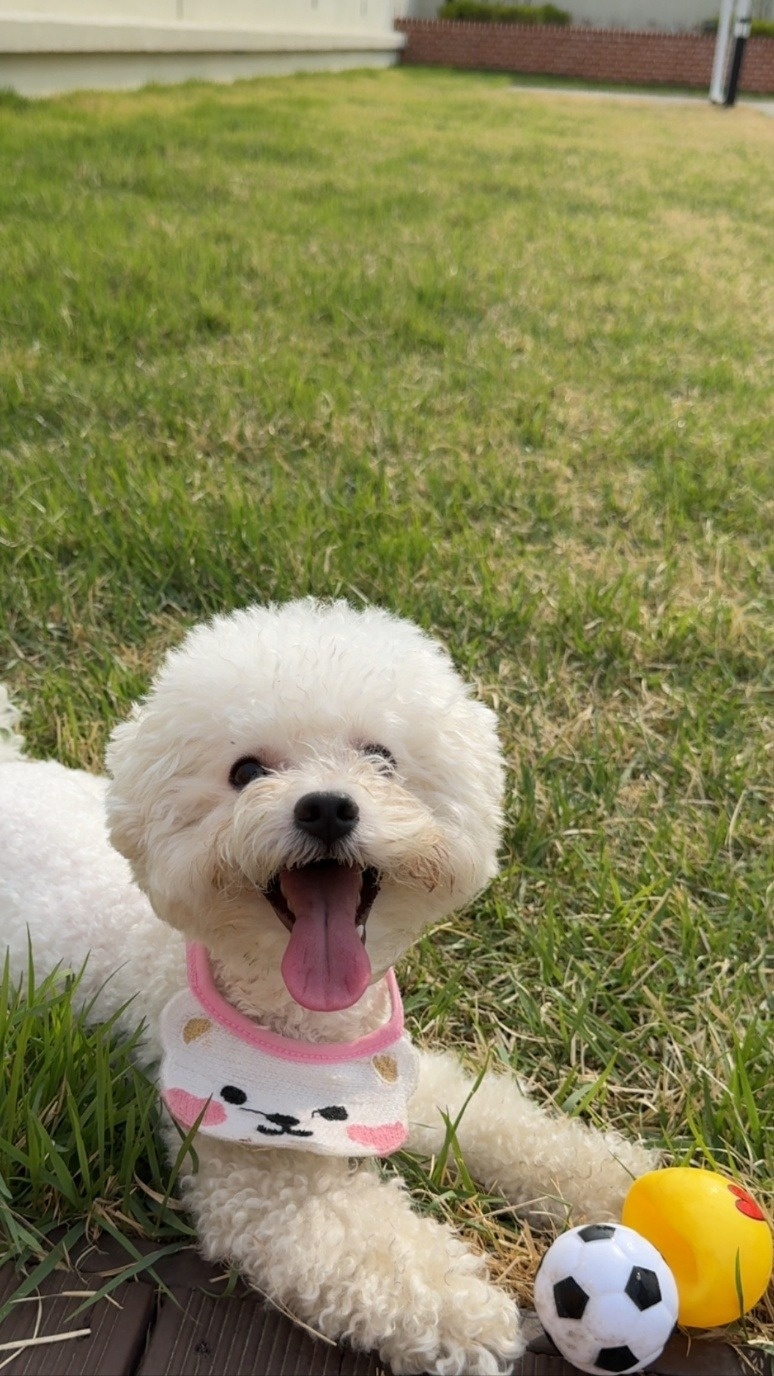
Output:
[375,1252,524,1376]
[507,1131,660,1229]
[569,1133,660,1223]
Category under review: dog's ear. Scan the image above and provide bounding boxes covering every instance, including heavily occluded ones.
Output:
[104,707,152,872]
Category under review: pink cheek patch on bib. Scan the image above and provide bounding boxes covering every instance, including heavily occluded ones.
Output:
[346,1121,407,1154]
[163,1088,228,1129]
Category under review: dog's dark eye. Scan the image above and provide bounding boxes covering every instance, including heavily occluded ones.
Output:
[229,757,268,790]
[221,1085,247,1105]
[313,1105,349,1121]
[360,744,397,773]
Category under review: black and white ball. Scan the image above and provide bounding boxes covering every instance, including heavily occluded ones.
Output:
[533,1223,679,1375]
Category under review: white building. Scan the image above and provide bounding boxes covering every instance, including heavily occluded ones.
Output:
[556,0,771,26]
[0,0,404,97]
[396,0,773,26]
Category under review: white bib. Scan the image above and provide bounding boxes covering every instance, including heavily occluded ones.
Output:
[159,944,420,1157]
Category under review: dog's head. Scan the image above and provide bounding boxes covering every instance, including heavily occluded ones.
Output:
[106,600,504,1012]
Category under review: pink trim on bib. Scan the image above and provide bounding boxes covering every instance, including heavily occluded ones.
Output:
[186,944,404,1066]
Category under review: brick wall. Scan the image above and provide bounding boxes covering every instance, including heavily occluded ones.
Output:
[395,19,774,94]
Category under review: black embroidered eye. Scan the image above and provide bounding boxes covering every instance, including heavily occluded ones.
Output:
[221,1085,248,1105]
[313,1105,349,1121]
[360,744,396,773]
[228,757,268,790]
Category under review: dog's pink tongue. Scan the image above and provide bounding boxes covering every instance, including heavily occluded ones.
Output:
[279,864,371,1012]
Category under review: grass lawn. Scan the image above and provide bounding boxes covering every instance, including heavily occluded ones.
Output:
[0,67,772,1350]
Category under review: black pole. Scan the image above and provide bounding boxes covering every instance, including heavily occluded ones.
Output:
[725,12,752,106]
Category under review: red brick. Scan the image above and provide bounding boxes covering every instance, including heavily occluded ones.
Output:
[394,19,774,94]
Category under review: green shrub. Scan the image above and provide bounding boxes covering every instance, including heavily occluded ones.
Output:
[438,2,571,24]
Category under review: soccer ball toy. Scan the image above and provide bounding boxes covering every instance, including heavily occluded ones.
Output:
[533,1223,679,1375]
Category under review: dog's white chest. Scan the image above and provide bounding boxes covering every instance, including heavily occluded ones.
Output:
[159,945,419,1157]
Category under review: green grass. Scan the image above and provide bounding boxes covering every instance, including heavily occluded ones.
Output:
[0,68,772,1343]
[507,74,774,99]
[0,953,197,1322]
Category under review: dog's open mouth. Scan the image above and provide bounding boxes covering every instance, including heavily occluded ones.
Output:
[265,861,380,1013]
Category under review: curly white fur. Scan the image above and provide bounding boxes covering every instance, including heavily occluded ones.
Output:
[0,685,24,762]
[0,599,654,1375]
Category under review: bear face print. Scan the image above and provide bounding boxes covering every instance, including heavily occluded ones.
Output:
[159,947,419,1158]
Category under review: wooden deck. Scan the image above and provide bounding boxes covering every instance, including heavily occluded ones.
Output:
[0,1239,769,1376]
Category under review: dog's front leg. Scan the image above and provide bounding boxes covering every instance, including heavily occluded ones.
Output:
[181,1137,523,1376]
[408,1051,656,1226]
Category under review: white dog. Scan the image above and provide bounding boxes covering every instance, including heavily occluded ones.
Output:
[0,600,652,1376]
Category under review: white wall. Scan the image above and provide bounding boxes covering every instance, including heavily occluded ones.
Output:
[567,0,771,26]
[396,0,774,25]
[1,0,397,30]
[0,0,403,94]
[394,0,439,16]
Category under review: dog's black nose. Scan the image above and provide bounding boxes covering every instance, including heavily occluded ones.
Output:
[294,791,359,845]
